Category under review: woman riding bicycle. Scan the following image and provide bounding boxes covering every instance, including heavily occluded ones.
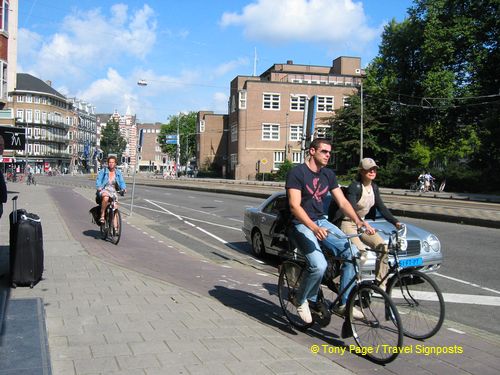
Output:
[331,158,402,289]
[95,155,127,224]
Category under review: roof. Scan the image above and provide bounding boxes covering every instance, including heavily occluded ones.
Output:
[15,73,66,100]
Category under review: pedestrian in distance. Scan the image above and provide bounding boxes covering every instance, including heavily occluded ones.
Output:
[285,138,374,324]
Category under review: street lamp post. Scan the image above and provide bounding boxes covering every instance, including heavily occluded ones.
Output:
[360,79,364,161]
[176,118,180,177]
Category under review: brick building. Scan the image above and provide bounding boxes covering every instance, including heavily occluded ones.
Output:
[197,56,363,180]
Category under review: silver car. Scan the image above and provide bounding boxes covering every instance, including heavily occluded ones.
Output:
[242,191,443,278]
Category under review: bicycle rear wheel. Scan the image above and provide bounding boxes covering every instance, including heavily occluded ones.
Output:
[110,210,122,245]
[348,283,403,364]
[386,269,445,340]
[278,261,313,330]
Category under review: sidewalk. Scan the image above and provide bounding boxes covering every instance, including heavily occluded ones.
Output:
[0,183,353,374]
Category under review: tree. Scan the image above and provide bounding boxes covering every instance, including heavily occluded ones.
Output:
[100,120,127,162]
[158,112,197,166]
[330,0,499,191]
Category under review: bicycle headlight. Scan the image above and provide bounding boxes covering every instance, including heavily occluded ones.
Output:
[424,234,440,253]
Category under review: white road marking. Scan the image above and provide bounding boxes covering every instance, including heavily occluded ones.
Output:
[256,273,269,277]
[195,226,228,244]
[214,200,223,203]
[391,290,500,306]
[129,204,242,230]
[434,272,500,295]
[447,328,466,334]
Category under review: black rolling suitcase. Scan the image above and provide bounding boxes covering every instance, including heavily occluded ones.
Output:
[9,196,44,288]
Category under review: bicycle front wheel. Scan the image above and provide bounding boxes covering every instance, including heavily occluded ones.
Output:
[386,269,445,340]
[348,283,403,364]
[110,210,122,245]
[278,261,313,331]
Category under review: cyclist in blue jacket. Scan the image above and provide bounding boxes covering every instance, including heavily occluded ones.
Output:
[95,155,126,223]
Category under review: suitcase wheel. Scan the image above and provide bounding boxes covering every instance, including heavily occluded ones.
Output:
[12,282,17,288]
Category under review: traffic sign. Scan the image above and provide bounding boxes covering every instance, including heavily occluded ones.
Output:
[261,158,268,164]
[165,134,178,145]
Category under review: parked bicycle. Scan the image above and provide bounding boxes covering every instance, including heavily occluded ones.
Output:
[99,190,124,245]
[374,225,445,340]
[278,229,404,364]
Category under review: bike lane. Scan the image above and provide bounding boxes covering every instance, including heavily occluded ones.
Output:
[52,184,500,375]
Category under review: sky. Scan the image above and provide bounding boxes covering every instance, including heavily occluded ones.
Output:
[19,0,414,123]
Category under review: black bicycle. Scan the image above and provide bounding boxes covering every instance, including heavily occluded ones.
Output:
[26,174,36,186]
[278,230,404,364]
[100,191,124,245]
[375,225,445,340]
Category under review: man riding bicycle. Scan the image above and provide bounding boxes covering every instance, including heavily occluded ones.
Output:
[95,155,127,224]
[286,139,374,324]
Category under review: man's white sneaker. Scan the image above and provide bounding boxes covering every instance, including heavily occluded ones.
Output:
[297,301,313,323]
[334,304,364,320]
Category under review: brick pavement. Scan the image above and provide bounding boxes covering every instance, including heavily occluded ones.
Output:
[1,180,500,375]
[1,183,353,375]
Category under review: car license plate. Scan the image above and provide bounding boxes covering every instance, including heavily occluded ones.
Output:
[399,257,423,268]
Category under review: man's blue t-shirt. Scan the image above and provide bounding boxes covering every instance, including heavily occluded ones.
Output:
[285,163,338,221]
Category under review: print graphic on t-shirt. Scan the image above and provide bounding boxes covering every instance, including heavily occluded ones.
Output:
[306,177,328,202]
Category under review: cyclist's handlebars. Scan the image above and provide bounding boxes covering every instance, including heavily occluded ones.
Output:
[327,226,366,240]
[118,190,125,197]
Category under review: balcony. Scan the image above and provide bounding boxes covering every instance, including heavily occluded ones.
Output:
[27,135,70,144]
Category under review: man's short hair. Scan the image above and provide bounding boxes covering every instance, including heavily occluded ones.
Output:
[309,138,331,150]
[107,155,117,162]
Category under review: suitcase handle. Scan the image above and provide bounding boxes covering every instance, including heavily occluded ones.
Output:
[12,195,18,224]
[20,214,41,223]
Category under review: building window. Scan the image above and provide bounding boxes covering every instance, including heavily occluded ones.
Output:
[292,152,301,164]
[34,110,41,123]
[290,95,307,111]
[343,96,350,107]
[199,120,205,133]
[42,97,47,105]
[230,95,236,113]
[263,93,280,110]
[16,109,23,122]
[289,125,303,141]
[316,126,327,138]
[41,112,47,123]
[239,90,247,109]
[262,123,280,141]
[17,95,24,103]
[0,0,9,32]
[230,153,237,170]
[26,94,33,103]
[273,151,285,170]
[34,96,41,104]
[26,109,33,123]
[317,96,334,112]
[231,123,237,143]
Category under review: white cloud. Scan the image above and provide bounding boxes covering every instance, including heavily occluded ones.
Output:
[213,57,250,77]
[220,0,379,46]
[212,92,228,113]
[76,68,133,113]
[20,5,157,82]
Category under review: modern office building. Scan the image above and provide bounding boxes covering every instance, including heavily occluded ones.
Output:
[197,56,363,179]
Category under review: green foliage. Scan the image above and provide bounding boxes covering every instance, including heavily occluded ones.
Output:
[408,141,431,169]
[158,112,197,165]
[328,0,499,192]
[100,120,127,162]
[275,159,294,181]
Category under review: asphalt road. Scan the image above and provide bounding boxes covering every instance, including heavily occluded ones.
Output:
[38,175,500,336]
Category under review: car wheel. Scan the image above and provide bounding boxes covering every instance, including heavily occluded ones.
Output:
[251,230,266,258]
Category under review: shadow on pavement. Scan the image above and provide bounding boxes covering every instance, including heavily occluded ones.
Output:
[0,245,10,344]
[208,284,297,335]
[82,228,102,240]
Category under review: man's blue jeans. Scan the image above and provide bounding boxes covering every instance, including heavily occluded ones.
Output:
[289,218,356,306]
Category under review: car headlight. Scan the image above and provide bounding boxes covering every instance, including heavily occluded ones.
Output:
[424,234,441,253]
